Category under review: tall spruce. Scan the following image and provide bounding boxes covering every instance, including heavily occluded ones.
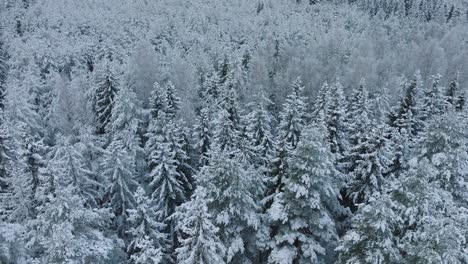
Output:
[93,58,119,134]
[267,125,342,264]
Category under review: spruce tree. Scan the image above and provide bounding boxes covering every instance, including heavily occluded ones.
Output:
[336,186,403,264]
[48,136,103,207]
[344,79,387,206]
[108,85,145,178]
[446,76,465,111]
[175,186,226,264]
[397,159,468,263]
[26,138,115,263]
[94,59,119,134]
[277,77,308,149]
[0,110,13,221]
[127,187,170,264]
[102,139,139,240]
[267,125,342,264]
[0,41,7,111]
[245,93,275,172]
[197,145,263,263]
[193,107,212,166]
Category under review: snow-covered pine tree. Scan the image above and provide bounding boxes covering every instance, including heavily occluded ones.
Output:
[127,187,170,264]
[108,85,145,178]
[146,119,192,256]
[336,184,404,264]
[446,76,465,111]
[277,77,308,149]
[245,93,275,173]
[0,111,13,221]
[397,158,468,263]
[212,67,242,154]
[0,41,7,110]
[175,186,226,264]
[344,79,387,206]
[102,139,139,240]
[26,139,115,263]
[388,73,423,137]
[415,74,447,132]
[325,82,349,158]
[193,107,212,166]
[416,110,468,207]
[267,124,342,264]
[93,58,119,134]
[149,81,166,120]
[48,136,103,207]
[164,81,181,120]
[265,77,308,215]
[197,144,263,263]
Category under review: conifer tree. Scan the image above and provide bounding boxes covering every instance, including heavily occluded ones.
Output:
[149,82,166,120]
[127,187,169,264]
[0,111,13,221]
[213,69,242,154]
[49,136,103,207]
[245,93,275,172]
[94,59,119,134]
[193,107,212,166]
[397,159,468,263]
[26,138,115,263]
[197,145,263,263]
[336,186,403,264]
[415,74,447,132]
[267,125,342,264]
[175,186,226,264]
[102,139,139,240]
[326,82,349,157]
[446,76,465,111]
[0,41,7,111]
[109,85,145,177]
[277,77,308,149]
[164,81,181,120]
[388,73,423,137]
[344,79,387,206]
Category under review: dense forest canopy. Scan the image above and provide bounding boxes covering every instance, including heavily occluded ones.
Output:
[0,0,467,263]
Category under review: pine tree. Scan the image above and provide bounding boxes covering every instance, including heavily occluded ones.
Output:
[416,110,468,206]
[336,185,403,264]
[267,125,342,264]
[193,107,212,166]
[398,159,468,263]
[94,59,119,134]
[0,110,13,221]
[415,74,447,132]
[108,85,145,178]
[26,139,115,263]
[48,136,103,207]
[149,81,166,120]
[0,41,7,111]
[277,77,308,149]
[127,187,169,264]
[388,74,422,137]
[102,139,139,240]
[175,186,226,264]
[145,116,192,261]
[446,76,465,111]
[197,145,263,263]
[245,93,275,172]
[326,82,349,157]
[344,79,387,206]
[164,81,181,120]
[212,70,242,154]
[147,120,191,223]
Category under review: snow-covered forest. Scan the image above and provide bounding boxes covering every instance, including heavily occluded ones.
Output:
[0,0,467,263]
